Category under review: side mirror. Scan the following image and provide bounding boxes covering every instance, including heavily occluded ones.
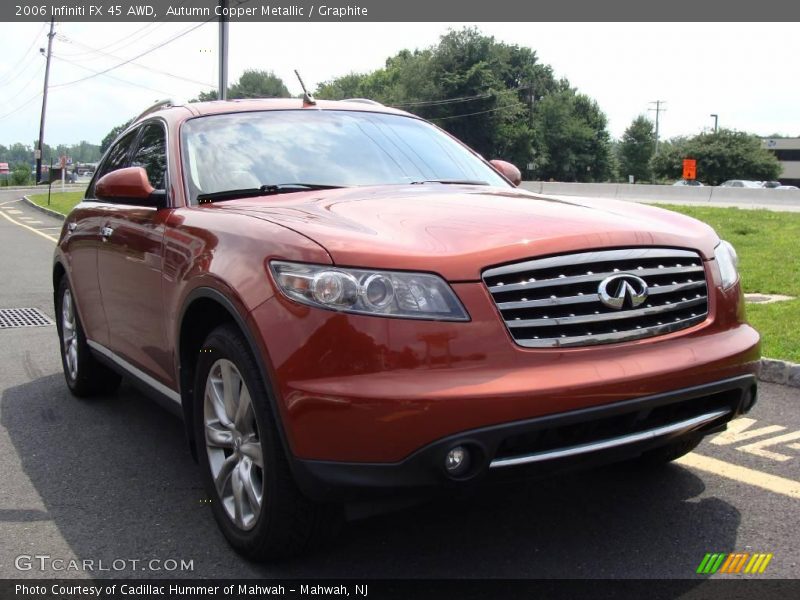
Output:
[489,159,522,187]
[95,167,167,208]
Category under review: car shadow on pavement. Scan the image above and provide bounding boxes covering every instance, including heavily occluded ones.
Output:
[3,374,741,581]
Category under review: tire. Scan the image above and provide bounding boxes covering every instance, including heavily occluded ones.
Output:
[194,323,342,560]
[636,434,703,466]
[55,277,122,397]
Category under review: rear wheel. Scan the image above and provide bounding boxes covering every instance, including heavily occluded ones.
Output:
[56,277,121,397]
[194,323,342,560]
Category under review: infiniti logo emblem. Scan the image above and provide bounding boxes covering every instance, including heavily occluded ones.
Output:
[598,274,649,310]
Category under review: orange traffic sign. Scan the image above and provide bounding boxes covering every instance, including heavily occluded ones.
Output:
[683,158,697,180]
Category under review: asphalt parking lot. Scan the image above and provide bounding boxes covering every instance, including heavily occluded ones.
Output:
[0,190,798,580]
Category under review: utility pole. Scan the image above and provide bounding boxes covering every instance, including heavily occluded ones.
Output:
[527,84,535,177]
[35,18,55,184]
[648,100,666,155]
[218,0,229,100]
[710,113,719,133]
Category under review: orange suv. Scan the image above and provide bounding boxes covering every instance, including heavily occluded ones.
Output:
[54,98,760,559]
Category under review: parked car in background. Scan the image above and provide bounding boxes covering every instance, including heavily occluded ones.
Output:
[761,181,782,189]
[53,98,761,560]
[719,180,763,188]
[672,179,704,186]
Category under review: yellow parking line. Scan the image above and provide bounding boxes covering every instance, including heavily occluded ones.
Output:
[677,452,800,500]
[0,210,58,243]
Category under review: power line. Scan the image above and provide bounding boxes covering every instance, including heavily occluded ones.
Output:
[57,23,160,58]
[51,54,178,97]
[0,61,44,102]
[0,92,42,122]
[393,92,494,108]
[57,0,189,58]
[49,0,253,90]
[55,33,215,89]
[0,22,46,85]
[50,20,211,90]
[391,85,529,108]
[428,102,524,122]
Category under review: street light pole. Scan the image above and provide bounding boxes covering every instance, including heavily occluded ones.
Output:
[710,113,719,133]
[35,18,55,184]
[218,0,229,100]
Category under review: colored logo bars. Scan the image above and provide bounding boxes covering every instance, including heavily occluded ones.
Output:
[696,552,773,574]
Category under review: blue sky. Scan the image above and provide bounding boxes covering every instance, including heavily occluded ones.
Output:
[1,21,798,146]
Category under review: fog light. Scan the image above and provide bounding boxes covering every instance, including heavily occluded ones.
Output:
[445,446,471,476]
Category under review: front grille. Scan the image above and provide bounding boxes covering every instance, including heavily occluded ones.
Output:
[482,248,709,348]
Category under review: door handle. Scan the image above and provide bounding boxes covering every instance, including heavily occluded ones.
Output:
[67,222,77,233]
[101,226,114,240]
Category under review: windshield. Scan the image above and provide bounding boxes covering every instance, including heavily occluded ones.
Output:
[180,110,510,204]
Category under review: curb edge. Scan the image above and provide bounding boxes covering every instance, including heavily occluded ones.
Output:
[22,195,66,221]
[759,358,800,388]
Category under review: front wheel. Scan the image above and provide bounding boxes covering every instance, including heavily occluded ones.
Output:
[194,324,341,560]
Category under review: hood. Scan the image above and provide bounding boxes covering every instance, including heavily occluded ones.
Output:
[212,185,718,281]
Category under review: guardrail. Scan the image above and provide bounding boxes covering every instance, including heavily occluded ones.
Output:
[520,181,800,209]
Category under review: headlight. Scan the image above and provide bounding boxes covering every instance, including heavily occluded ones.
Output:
[714,240,739,289]
[269,261,469,321]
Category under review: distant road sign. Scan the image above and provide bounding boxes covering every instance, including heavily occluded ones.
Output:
[683,158,697,180]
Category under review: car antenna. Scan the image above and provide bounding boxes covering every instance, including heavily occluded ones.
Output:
[294,69,316,106]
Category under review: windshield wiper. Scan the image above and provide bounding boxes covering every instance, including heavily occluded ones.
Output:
[197,183,343,204]
[409,179,489,186]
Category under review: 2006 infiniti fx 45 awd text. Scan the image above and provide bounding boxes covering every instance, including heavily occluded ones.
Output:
[54,97,760,559]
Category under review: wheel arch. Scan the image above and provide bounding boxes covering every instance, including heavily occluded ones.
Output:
[52,260,67,306]
[177,287,289,464]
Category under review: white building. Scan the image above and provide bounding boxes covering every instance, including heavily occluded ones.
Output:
[761,138,800,186]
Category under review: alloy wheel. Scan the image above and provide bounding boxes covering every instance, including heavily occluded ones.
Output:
[61,288,78,381]
[203,358,264,531]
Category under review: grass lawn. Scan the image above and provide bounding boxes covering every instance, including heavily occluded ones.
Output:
[28,190,85,216]
[656,204,800,363]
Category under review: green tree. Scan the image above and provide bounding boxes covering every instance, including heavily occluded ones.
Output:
[132,28,617,182]
[533,89,612,182]
[194,70,290,101]
[316,27,609,181]
[618,115,655,183]
[651,130,781,185]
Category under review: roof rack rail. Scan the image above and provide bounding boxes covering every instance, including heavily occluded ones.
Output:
[133,99,179,122]
[342,98,384,106]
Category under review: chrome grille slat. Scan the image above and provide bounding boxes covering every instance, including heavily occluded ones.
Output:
[495,280,707,311]
[515,315,708,348]
[483,248,701,279]
[483,248,710,348]
[507,296,707,328]
[489,265,704,294]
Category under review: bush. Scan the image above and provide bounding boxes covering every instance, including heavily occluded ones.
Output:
[10,164,31,186]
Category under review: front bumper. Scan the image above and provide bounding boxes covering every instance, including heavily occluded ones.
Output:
[292,375,757,501]
[251,278,760,463]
